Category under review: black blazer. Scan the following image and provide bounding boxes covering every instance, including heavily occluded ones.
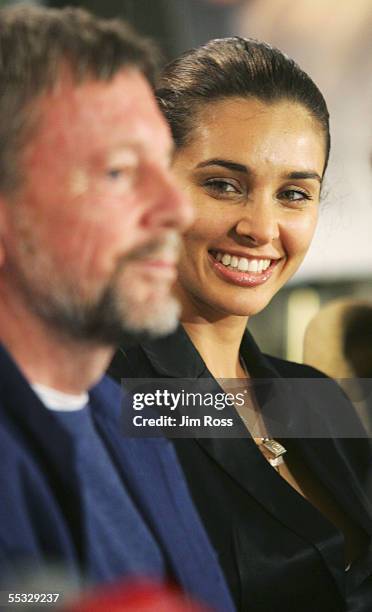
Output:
[109,326,372,612]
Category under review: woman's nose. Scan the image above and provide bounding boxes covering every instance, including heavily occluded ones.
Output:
[234,198,279,246]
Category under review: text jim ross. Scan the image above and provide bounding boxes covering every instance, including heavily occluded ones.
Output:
[131,389,248,427]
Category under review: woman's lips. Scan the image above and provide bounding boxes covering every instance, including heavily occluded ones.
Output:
[208,251,279,287]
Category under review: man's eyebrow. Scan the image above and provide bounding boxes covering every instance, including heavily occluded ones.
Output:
[196,158,249,173]
[286,171,322,183]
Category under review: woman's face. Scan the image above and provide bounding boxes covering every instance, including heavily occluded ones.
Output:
[173,97,326,318]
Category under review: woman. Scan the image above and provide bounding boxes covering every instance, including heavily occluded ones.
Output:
[109,38,372,611]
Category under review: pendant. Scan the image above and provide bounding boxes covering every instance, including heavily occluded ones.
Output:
[262,438,287,467]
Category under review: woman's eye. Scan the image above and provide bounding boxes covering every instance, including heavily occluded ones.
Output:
[279,189,312,203]
[203,178,241,196]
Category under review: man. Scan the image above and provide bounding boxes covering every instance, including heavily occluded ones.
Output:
[0,6,233,611]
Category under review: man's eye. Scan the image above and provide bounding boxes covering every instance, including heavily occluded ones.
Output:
[203,179,240,195]
[106,168,125,179]
[104,167,136,192]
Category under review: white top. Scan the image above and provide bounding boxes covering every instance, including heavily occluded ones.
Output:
[32,383,88,412]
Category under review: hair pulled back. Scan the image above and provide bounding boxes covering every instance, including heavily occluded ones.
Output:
[157,37,330,171]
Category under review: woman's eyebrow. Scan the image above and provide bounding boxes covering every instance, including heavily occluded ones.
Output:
[196,161,322,184]
[196,158,249,173]
[287,171,322,183]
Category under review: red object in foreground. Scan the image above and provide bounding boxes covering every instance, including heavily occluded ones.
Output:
[63,580,210,612]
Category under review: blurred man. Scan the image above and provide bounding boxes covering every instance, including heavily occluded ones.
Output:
[0,6,233,611]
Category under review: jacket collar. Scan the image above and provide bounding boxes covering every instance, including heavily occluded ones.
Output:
[140,325,295,436]
[140,325,207,378]
[140,324,279,380]
[0,343,80,487]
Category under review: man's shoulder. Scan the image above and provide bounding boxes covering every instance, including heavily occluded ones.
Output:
[0,406,53,517]
[92,373,122,402]
[0,415,26,466]
[90,373,133,416]
[91,374,172,452]
[0,384,31,464]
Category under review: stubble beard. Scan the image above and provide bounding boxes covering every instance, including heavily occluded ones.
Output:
[33,269,181,345]
[6,232,181,346]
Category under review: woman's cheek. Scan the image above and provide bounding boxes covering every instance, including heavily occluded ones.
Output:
[185,203,228,245]
[282,210,319,258]
[183,221,211,248]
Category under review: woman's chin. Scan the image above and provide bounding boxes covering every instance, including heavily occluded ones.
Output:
[197,293,274,319]
[221,302,271,318]
[175,277,277,319]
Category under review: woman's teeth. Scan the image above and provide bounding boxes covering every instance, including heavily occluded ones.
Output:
[215,252,271,273]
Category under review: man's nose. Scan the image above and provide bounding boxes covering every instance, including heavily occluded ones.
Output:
[140,161,194,232]
[235,195,280,246]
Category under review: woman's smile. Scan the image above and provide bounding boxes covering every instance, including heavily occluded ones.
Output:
[208,250,281,287]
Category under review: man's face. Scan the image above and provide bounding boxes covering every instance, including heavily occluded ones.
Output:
[0,69,192,342]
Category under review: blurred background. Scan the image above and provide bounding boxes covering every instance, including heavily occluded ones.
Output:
[5,0,372,362]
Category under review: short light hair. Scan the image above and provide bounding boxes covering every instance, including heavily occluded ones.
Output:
[0,5,159,193]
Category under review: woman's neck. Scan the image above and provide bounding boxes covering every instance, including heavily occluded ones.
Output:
[180,293,249,379]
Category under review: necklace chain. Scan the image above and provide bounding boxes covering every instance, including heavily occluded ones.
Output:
[239,355,287,471]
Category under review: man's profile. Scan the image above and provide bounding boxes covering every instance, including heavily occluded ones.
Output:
[0,6,233,611]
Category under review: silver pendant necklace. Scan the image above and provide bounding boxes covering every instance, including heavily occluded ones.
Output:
[259,438,287,468]
[239,355,287,470]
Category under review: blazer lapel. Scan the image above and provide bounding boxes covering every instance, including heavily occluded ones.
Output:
[240,332,372,534]
[0,345,82,493]
[196,434,348,592]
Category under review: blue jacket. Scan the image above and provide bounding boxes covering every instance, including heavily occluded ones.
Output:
[0,344,234,611]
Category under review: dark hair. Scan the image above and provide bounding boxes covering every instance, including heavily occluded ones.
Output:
[0,5,159,193]
[157,37,330,172]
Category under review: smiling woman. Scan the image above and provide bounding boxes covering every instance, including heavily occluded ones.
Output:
[109,38,372,611]
[171,95,324,317]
